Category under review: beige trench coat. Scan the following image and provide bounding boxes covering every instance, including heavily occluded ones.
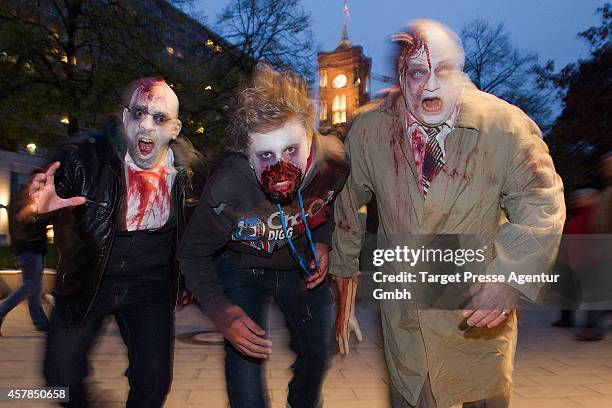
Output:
[330,85,566,407]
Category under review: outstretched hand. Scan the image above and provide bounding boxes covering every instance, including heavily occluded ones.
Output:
[17,161,86,221]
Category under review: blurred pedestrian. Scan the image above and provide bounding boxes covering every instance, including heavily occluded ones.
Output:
[576,152,612,341]
[0,169,49,336]
[552,188,600,328]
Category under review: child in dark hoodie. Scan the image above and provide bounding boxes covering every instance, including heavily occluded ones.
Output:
[179,66,349,408]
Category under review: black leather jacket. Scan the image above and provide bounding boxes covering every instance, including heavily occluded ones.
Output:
[51,122,205,327]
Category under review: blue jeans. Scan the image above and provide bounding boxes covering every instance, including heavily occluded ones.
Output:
[0,251,48,330]
[44,275,175,408]
[218,255,335,408]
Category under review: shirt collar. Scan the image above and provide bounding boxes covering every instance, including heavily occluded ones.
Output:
[406,106,460,133]
[125,148,176,173]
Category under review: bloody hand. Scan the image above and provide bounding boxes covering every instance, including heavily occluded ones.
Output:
[334,275,363,354]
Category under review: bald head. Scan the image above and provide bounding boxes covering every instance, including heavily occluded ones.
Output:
[121,77,182,169]
[125,77,179,117]
[394,19,465,70]
[393,19,467,126]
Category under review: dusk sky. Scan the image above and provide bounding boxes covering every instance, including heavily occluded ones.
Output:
[192,0,605,94]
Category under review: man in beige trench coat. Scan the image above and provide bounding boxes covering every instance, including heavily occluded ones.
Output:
[330,20,566,408]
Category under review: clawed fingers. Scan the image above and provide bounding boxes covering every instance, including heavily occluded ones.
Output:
[62,196,87,208]
[45,161,60,179]
[30,174,46,191]
[337,334,349,355]
[351,321,363,342]
[16,203,38,222]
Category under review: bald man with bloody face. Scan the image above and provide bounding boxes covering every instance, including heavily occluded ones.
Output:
[20,78,204,407]
[330,20,565,407]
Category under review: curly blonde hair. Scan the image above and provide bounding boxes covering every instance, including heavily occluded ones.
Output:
[226,65,315,155]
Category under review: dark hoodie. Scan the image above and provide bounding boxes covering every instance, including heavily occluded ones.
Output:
[178,133,349,321]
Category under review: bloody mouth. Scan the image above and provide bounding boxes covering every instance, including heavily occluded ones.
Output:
[272,179,294,193]
[260,161,303,203]
[422,97,443,113]
[138,138,155,156]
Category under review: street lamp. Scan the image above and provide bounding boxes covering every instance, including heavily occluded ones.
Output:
[26,143,36,155]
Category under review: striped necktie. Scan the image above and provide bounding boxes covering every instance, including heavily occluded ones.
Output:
[421,125,445,197]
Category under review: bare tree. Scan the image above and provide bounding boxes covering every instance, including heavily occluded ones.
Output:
[546,4,612,191]
[0,0,240,150]
[0,0,173,145]
[216,0,316,78]
[461,18,554,129]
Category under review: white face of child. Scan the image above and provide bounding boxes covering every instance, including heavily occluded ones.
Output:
[247,119,312,203]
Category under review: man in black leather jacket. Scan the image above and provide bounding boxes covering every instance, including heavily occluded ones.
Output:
[19,77,204,408]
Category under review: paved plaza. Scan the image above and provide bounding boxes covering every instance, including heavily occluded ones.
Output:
[0,300,611,408]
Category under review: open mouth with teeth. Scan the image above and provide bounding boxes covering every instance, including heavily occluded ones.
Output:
[272,179,295,193]
[260,160,303,202]
[422,97,443,113]
[138,138,155,156]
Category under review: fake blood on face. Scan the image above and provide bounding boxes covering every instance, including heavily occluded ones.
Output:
[259,160,303,203]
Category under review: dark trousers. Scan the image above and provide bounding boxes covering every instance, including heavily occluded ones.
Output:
[390,375,510,408]
[44,275,175,408]
[0,251,48,330]
[585,310,609,330]
[218,256,335,408]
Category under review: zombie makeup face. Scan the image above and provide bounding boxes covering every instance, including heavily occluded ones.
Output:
[396,21,465,126]
[122,79,182,169]
[248,119,312,204]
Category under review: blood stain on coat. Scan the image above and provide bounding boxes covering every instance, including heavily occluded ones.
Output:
[338,220,352,233]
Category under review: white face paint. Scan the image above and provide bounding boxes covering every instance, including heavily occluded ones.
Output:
[247,119,312,203]
[122,80,182,169]
[398,23,465,126]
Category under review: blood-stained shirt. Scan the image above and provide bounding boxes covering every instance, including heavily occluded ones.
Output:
[403,104,459,194]
[125,150,176,231]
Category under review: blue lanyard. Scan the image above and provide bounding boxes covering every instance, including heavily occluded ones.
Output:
[276,190,320,276]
